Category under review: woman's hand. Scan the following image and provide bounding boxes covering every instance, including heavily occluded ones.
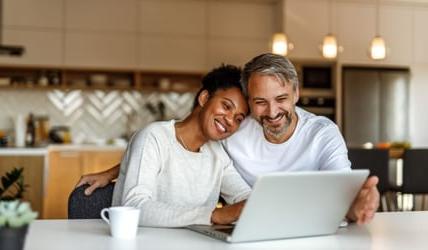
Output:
[211,200,246,225]
[75,165,120,195]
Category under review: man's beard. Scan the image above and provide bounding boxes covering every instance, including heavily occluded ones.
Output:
[259,110,293,140]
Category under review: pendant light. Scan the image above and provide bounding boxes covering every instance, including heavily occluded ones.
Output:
[272,0,293,56]
[369,0,386,60]
[321,0,339,59]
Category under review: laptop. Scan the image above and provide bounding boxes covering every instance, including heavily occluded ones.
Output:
[187,170,369,243]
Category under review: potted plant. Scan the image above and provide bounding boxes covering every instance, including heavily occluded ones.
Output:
[0,168,38,250]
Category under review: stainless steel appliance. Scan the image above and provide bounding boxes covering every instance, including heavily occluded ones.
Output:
[343,67,410,146]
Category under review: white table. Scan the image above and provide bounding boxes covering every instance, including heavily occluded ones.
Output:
[25,212,428,250]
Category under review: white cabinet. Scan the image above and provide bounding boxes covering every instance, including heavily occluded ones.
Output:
[4,0,63,28]
[380,5,413,66]
[0,29,63,66]
[139,36,206,71]
[65,0,137,32]
[336,2,375,64]
[65,32,137,68]
[139,0,206,36]
[287,0,329,59]
[414,8,428,64]
[207,39,268,69]
[208,1,274,39]
[206,1,274,68]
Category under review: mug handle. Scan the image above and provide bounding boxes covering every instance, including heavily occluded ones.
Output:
[100,208,110,224]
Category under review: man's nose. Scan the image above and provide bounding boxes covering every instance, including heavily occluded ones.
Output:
[267,103,280,118]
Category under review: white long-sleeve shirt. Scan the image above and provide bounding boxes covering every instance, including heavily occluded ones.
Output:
[112,120,251,227]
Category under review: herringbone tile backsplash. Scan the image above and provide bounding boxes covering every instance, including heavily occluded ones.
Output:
[0,90,194,144]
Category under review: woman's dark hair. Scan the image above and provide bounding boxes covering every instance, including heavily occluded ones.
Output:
[193,64,243,109]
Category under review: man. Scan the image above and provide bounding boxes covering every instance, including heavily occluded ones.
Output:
[77,53,379,225]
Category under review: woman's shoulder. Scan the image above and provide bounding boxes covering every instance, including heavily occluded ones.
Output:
[205,140,231,162]
[131,120,175,143]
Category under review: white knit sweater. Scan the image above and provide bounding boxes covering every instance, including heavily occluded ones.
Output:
[112,120,251,227]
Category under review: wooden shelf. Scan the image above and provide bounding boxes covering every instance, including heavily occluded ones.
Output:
[0,65,204,93]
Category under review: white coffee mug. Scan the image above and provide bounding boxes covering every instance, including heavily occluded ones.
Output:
[100,206,140,239]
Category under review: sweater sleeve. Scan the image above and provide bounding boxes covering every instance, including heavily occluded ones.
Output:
[118,129,214,228]
[219,158,252,205]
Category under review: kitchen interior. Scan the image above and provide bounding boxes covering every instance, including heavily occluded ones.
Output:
[0,0,428,219]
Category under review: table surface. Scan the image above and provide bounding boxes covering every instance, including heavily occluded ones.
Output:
[25,211,428,250]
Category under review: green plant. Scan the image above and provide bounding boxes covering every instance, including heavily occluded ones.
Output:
[0,200,38,228]
[0,168,27,201]
[0,167,37,228]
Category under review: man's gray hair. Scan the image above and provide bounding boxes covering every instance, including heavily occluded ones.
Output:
[241,53,299,96]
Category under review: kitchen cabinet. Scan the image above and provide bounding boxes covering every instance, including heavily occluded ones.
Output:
[0,156,44,217]
[43,149,124,219]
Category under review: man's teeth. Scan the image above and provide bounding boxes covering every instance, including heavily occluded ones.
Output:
[268,115,283,122]
[215,120,226,132]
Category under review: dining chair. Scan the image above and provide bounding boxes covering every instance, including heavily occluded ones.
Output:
[401,149,428,210]
[348,148,394,211]
[68,182,115,219]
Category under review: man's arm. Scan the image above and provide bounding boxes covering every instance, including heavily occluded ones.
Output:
[318,124,380,224]
[75,164,120,195]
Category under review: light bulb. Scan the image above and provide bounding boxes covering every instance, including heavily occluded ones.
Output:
[370,36,386,60]
[272,33,288,56]
[322,34,338,59]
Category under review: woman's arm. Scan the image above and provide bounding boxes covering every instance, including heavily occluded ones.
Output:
[211,159,251,224]
[75,164,120,195]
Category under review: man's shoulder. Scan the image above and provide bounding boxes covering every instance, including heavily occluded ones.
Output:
[297,107,337,132]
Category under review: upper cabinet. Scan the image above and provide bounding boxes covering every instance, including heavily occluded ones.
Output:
[414,8,428,64]
[65,0,137,32]
[1,0,427,70]
[287,0,329,59]
[4,0,63,28]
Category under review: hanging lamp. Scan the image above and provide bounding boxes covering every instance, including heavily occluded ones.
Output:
[321,0,339,59]
[271,0,293,56]
[369,0,386,60]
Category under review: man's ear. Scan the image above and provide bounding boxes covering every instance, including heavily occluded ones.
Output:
[198,90,210,107]
[293,86,300,104]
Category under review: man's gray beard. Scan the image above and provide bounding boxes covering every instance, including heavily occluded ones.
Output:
[261,112,293,140]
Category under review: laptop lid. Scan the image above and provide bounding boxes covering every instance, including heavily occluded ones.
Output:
[228,170,369,243]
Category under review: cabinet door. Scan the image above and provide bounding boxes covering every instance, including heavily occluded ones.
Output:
[43,151,82,219]
[0,156,44,217]
[81,150,124,175]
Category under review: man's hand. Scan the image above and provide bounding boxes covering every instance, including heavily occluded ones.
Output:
[211,200,246,225]
[346,176,380,225]
[75,165,120,196]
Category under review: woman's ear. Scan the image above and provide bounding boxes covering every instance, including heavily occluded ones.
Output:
[197,90,210,107]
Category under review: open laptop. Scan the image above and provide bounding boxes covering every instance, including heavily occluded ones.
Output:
[187,170,369,243]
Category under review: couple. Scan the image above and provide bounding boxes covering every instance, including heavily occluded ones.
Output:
[77,53,379,227]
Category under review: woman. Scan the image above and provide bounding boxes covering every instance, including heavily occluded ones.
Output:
[110,65,251,227]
